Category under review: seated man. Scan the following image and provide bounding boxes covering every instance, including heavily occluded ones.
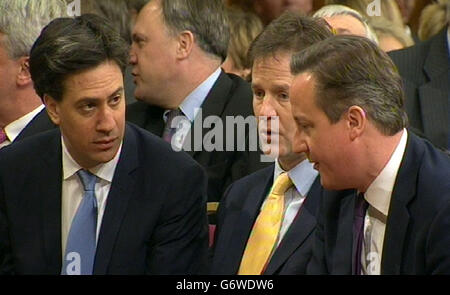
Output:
[0,14,208,275]
[127,0,268,202]
[211,13,333,275]
[290,35,450,274]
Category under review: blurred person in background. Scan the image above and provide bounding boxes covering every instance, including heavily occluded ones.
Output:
[389,0,449,150]
[81,0,138,104]
[226,0,314,25]
[313,4,378,42]
[369,17,414,51]
[0,0,66,149]
[222,7,264,81]
[418,0,449,41]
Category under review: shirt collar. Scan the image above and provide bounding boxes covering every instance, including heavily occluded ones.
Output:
[274,158,318,197]
[364,129,408,216]
[4,105,45,142]
[178,67,221,122]
[61,136,122,183]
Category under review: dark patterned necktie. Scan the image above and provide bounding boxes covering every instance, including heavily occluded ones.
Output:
[353,193,369,275]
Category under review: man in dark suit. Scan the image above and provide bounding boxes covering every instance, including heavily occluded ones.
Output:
[0,14,208,275]
[127,0,265,201]
[389,26,449,150]
[290,35,450,274]
[0,0,62,148]
[211,13,333,275]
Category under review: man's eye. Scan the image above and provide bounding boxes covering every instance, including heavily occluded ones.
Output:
[279,93,289,100]
[110,95,122,106]
[253,90,264,99]
[83,103,95,111]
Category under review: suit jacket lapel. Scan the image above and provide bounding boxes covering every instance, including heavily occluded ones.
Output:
[94,125,139,274]
[40,131,63,273]
[264,177,321,274]
[419,30,449,148]
[225,166,274,273]
[381,134,419,274]
[183,71,231,158]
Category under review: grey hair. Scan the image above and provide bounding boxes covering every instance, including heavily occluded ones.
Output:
[0,0,67,59]
[159,0,230,62]
[313,4,379,44]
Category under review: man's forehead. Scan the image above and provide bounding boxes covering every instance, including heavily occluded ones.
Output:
[62,63,123,98]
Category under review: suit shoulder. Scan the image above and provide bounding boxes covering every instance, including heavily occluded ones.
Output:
[125,101,149,123]
[217,72,253,116]
[223,165,273,200]
[417,139,450,189]
[233,164,273,186]
[0,130,59,179]
[126,123,203,171]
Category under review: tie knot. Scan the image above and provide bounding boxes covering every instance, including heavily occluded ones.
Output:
[77,169,97,191]
[271,173,293,195]
[355,193,369,218]
[0,128,7,144]
[166,108,183,124]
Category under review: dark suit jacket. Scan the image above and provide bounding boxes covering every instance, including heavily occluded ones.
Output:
[126,71,269,201]
[389,29,449,149]
[0,123,208,274]
[307,133,450,274]
[14,108,55,142]
[211,164,322,274]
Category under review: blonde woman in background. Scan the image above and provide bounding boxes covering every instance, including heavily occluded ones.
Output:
[418,0,449,40]
[222,7,263,81]
[369,17,414,51]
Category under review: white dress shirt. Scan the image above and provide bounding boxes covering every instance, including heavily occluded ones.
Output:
[361,129,408,275]
[61,137,122,258]
[0,105,45,149]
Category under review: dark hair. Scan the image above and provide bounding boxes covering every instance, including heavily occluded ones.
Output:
[160,0,230,62]
[29,14,129,101]
[82,0,133,44]
[248,12,333,66]
[126,0,149,13]
[290,35,407,135]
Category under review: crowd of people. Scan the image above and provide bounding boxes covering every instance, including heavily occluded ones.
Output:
[0,0,448,275]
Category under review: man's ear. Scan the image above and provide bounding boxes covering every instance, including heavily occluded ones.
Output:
[346,105,366,140]
[44,94,61,125]
[176,30,194,59]
[16,57,32,87]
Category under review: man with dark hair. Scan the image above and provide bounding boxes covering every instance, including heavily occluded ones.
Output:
[0,0,65,149]
[211,13,333,275]
[127,0,264,203]
[0,14,208,275]
[290,35,450,274]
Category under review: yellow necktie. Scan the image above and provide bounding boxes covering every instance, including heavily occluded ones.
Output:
[238,172,293,275]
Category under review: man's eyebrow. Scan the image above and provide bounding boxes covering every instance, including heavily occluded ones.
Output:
[77,87,124,101]
[109,87,124,98]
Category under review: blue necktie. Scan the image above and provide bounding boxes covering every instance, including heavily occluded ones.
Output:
[62,170,98,275]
